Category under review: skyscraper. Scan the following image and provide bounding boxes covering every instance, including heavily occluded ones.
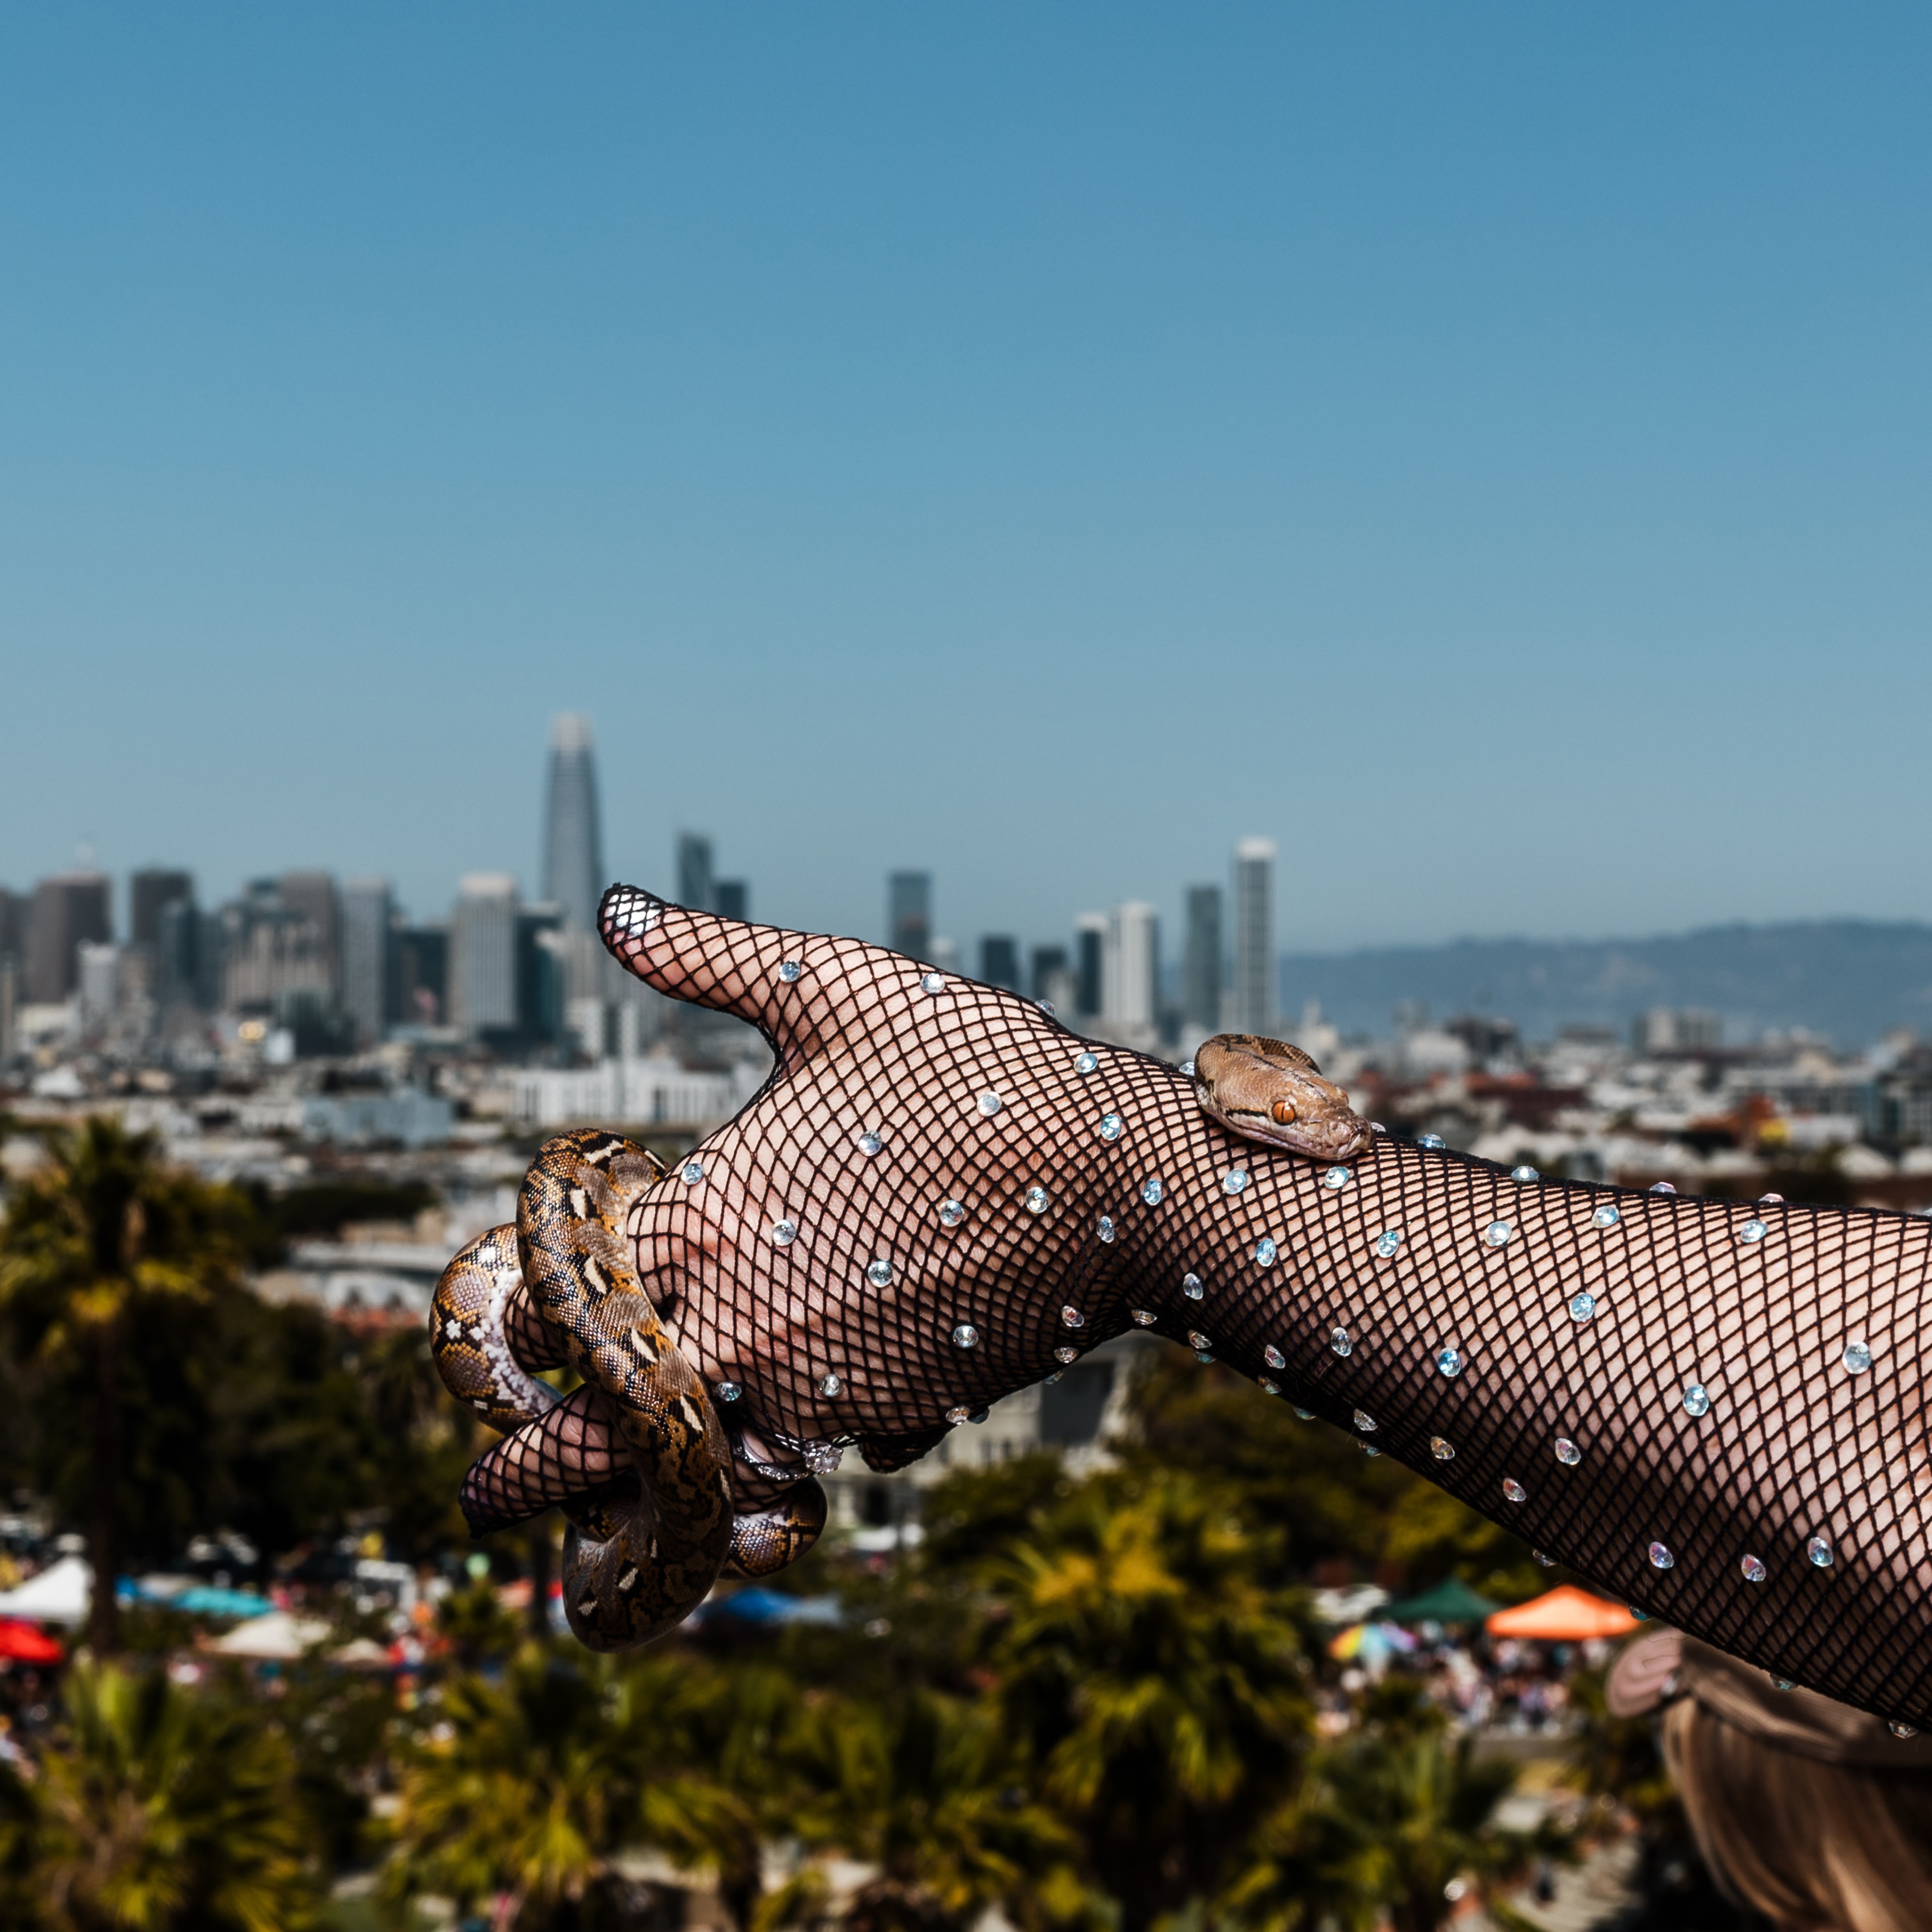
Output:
[979,935,1020,991]
[1030,944,1069,1004]
[1102,902,1159,1032]
[1233,837,1275,1034]
[1183,884,1223,1032]
[340,878,393,1048]
[677,834,715,914]
[25,873,111,1004]
[542,715,605,932]
[889,872,931,958]
[448,874,519,1034]
[129,869,193,950]
[0,891,29,976]
[1074,914,1105,1017]
[279,873,342,991]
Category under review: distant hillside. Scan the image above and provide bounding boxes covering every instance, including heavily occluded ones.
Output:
[1275,921,1932,1050]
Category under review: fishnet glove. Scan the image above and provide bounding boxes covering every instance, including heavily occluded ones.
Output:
[601,887,1932,1726]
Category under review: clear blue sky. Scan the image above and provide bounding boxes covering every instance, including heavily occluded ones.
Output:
[4,6,1929,955]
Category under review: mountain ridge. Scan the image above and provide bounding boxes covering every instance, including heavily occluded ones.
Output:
[1273,919,1932,1050]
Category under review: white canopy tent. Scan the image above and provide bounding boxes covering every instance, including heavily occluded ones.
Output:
[0,1556,91,1627]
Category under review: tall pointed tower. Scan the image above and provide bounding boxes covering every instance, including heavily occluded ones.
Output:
[542,714,604,932]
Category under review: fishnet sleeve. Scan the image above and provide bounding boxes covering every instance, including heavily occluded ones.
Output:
[603,888,1932,1726]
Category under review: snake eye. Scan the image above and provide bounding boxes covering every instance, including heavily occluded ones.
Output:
[1271,1100,1297,1125]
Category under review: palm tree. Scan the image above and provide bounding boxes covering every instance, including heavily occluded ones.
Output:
[664,1660,799,1932]
[1313,1721,1561,1932]
[772,1686,1089,1932]
[990,1476,1314,1932]
[29,1656,319,1930]
[0,1118,237,1653]
[381,1644,735,1929]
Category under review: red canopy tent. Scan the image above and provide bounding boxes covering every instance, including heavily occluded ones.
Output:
[0,1618,64,1664]
[1485,1586,1638,1641]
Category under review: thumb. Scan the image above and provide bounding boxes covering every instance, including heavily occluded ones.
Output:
[600,883,827,1043]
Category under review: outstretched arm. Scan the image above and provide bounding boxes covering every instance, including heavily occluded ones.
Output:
[586,887,1931,1722]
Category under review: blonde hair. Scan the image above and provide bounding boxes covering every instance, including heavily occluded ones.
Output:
[1663,1697,1932,1932]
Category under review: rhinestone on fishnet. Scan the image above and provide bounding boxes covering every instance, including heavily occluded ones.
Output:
[1183,1272,1204,1299]
[1503,1479,1527,1503]
[1263,1344,1285,1369]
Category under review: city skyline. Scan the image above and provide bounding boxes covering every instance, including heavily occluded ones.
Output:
[7,12,1932,952]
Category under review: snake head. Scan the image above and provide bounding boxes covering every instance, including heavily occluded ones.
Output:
[1192,1032,1372,1161]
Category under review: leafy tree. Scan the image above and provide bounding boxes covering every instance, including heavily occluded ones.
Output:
[1312,1706,1560,1932]
[1125,1354,1541,1596]
[669,1660,800,1932]
[990,1475,1314,1932]
[0,1120,242,1651]
[771,1686,1088,1932]
[27,1657,318,1931]
[381,1645,735,1930]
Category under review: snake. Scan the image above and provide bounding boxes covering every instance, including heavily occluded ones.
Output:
[430,1129,826,1651]
[1191,1032,1373,1162]
[430,1029,1362,1649]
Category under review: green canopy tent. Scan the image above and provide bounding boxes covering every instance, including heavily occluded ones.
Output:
[1381,1577,1504,1625]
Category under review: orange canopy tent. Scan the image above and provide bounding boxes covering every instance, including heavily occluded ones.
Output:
[1485,1586,1639,1641]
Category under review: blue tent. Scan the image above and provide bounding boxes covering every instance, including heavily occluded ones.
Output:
[697,1588,843,1627]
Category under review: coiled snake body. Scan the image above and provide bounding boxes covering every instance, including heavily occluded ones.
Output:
[432,1015,1360,1647]
[431,1130,826,1650]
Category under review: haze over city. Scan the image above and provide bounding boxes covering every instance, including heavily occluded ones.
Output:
[7,6,1932,952]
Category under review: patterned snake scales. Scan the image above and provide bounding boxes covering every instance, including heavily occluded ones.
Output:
[431,978,1349,1648]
